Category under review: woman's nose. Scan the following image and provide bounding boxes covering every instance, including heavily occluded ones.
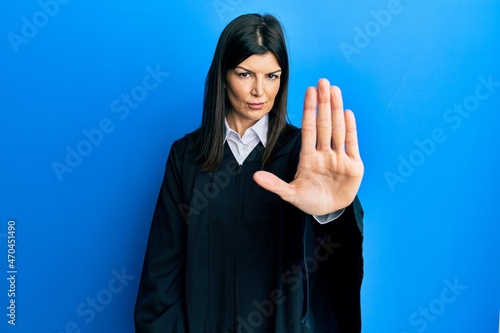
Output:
[251,79,264,97]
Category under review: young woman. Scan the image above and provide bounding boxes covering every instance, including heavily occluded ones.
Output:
[135,13,364,333]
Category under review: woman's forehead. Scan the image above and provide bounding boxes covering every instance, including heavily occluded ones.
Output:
[236,53,281,72]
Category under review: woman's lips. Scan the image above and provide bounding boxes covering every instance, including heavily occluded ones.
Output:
[248,102,265,110]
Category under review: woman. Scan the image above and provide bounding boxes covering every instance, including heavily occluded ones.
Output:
[135,13,364,333]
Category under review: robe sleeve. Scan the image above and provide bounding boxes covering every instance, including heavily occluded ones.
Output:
[283,125,364,332]
[134,140,188,333]
[302,196,364,333]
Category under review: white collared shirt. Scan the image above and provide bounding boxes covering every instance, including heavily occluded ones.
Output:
[224,114,344,224]
[224,114,268,165]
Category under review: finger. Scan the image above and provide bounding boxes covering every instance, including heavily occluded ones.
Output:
[253,171,294,201]
[331,86,346,152]
[301,86,317,155]
[316,79,332,150]
[344,109,361,159]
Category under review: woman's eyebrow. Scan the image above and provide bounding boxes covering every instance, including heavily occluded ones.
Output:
[235,66,282,75]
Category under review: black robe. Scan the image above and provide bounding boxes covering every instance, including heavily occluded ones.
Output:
[134,125,364,333]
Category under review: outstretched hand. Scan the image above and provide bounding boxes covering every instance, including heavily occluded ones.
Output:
[253,79,364,215]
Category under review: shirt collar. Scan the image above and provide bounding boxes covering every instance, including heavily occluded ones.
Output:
[224,113,268,147]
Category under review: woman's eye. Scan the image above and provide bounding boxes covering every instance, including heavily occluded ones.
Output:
[238,72,250,78]
[268,74,279,80]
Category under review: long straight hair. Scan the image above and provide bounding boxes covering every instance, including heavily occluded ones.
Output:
[194,13,290,171]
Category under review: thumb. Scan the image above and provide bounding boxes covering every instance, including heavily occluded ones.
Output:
[253,171,293,200]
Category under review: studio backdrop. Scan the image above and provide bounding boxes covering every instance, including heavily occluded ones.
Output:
[1,0,499,332]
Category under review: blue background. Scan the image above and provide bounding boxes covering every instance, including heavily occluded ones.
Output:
[1,0,499,332]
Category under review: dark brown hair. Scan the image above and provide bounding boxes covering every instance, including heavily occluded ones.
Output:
[194,13,290,171]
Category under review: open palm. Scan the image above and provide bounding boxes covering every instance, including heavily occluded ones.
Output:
[254,79,364,215]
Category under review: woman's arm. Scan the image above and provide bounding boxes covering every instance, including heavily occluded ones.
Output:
[134,141,188,333]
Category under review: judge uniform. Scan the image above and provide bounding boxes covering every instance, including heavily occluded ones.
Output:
[135,114,364,333]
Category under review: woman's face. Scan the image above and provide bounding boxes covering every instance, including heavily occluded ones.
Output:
[225,52,282,135]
